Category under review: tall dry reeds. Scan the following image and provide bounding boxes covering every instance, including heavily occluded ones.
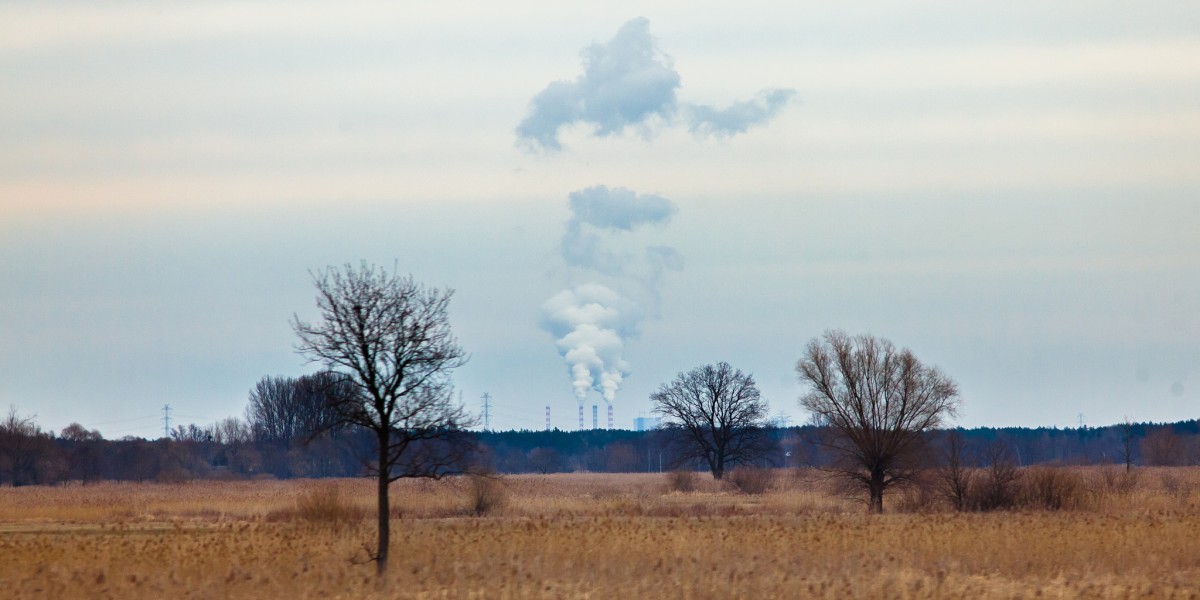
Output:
[3,469,1200,598]
[665,469,699,493]
[269,483,366,526]
[1021,466,1088,511]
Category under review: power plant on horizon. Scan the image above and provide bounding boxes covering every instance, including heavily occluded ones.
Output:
[540,402,644,431]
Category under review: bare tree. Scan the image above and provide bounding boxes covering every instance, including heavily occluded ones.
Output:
[170,423,209,443]
[60,423,103,484]
[245,375,302,443]
[0,407,44,486]
[60,423,102,443]
[651,362,770,480]
[212,417,251,446]
[797,331,960,513]
[245,372,348,445]
[976,439,1022,510]
[1119,417,1136,472]
[292,262,473,577]
[527,447,563,474]
[936,430,974,511]
[1141,426,1185,466]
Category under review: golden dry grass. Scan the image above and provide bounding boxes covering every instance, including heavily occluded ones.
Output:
[1,468,1199,598]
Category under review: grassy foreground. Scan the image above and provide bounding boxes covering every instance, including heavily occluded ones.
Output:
[1,469,1199,598]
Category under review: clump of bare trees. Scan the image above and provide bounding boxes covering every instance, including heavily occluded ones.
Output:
[934,434,1090,512]
[1142,427,1188,466]
[0,407,60,486]
[245,371,351,446]
[935,431,973,511]
[971,440,1024,511]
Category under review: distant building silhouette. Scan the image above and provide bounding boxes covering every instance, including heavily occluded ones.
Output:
[633,416,660,431]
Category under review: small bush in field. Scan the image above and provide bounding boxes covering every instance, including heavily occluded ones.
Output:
[290,484,364,525]
[666,470,699,493]
[1098,465,1139,495]
[467,473,507,515]
[970,446,1023,511]
[892,477,939,513]
[1022,467,1087,511]
[727,467,776,495]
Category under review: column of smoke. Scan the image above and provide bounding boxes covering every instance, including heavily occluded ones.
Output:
[541,185,682,430]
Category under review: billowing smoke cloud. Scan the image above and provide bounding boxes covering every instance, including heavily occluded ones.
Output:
[685,88,798,138]
[516,18,679,152]
[644,245,684,309]
[516,17,795,152]
[543,185,682,408]
[561,185,677,277]
[541,284,641,402]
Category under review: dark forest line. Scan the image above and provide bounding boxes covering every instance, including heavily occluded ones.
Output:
[2,406,1197,486]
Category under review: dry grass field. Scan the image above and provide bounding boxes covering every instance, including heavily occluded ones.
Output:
[2,468,1199,598]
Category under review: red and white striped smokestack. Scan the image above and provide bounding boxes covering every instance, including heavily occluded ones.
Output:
[607,404,613,430]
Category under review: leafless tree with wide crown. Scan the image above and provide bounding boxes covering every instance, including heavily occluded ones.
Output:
[797,330,960,513]
[292,262,474,578]
[651,362,771,480]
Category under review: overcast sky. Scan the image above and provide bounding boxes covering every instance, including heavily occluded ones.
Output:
[2,1,1198,437]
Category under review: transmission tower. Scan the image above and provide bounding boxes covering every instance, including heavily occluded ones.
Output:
[481,393,492,431]
[161,404,171,438]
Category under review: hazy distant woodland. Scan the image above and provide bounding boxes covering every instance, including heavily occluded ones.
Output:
[3,403,1198,485]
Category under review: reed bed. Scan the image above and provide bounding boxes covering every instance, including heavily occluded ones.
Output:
[1,468,1198,598]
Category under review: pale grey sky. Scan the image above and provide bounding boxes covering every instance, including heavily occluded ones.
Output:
[2,1,1198,436]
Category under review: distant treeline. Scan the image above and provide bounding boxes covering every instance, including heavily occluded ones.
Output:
[477,420,1200,474]
[2,403,1197,486]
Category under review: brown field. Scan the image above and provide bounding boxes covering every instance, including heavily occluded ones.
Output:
[1,468,1199,598]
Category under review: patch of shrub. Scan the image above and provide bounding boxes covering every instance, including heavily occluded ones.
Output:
[467,472,507,515]
[1160,472,1193,504]
[969,443,1023,511]
[666,470,699,493]
[726,467,777,495]
[1021,466,1087,511]
[273,484,364,526]
[892,472,939,513]
[1097,465,1139,495]
[155,468,192,484]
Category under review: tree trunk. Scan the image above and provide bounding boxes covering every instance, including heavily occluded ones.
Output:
[868,472,885,514]
[376,429,390,578]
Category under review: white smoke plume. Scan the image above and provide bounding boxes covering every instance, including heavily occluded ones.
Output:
[516,18,679,152]
[543,185,682,408]
[516,17,796,152]
[541,284,641,402]
[561,185,677,278]
[684,88,798,138]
